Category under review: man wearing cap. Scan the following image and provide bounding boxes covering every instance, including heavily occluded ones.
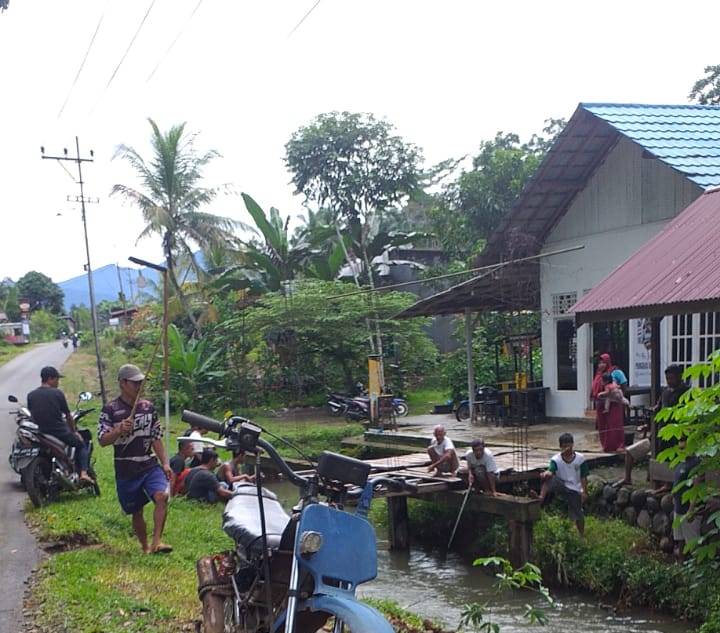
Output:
[27,366,94,484]
[98,364,173,554]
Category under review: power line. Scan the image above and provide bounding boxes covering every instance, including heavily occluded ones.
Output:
[146,0,204,83]
[57,0,109,119]
[287,0,321,39]
[90,0,157,114]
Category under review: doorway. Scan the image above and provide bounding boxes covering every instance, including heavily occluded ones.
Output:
[592,320,629,376]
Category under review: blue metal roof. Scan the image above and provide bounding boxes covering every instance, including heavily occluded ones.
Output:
[582,103,720,188]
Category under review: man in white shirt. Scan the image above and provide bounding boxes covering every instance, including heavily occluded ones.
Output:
[465,438,499,495]
[427,425,459,476]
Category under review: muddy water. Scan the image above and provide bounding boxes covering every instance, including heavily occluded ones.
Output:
[267,482,690,633]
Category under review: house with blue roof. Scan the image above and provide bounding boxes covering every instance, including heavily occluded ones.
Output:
[480,102,720,419]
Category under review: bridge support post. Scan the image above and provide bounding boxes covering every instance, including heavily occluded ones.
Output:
[387,496,410,550]
[507,520,533,567]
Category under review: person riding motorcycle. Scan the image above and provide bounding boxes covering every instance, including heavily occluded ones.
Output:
[27,366,94,484]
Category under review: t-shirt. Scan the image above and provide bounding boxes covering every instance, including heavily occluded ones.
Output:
[169,453,188,475]
[185,467,220,501]
[98,397,162,480]
[27,386,71,434]
[465,448,499,475]
[429,436,455,459]
[548,452,589,493]
[656,384,689,454]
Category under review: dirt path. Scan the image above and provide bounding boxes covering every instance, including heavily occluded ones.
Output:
[0,342,72,633]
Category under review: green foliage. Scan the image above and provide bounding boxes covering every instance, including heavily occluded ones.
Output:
[460,557,554,632]
[690,64,720,105]
[17,270,64,314]
[655,350,720,561]
[430,121,564,262]
[362,598,426,631]
[0,278,21,320]
[29,309,63,342]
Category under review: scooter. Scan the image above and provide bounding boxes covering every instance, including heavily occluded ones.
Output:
[183,409,417,633]
[8,391,100,507]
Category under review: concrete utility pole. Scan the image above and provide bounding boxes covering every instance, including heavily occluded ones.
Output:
[41,138,107,404]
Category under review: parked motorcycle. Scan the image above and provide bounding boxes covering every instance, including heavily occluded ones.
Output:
[8,391,100,507]
[184,409,416,633]
[327,391,408,420]
[455,385,501,422]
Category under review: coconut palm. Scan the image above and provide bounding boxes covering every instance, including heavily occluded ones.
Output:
[111,118,236,334]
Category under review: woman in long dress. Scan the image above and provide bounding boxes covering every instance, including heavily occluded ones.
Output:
[591,354,625,452]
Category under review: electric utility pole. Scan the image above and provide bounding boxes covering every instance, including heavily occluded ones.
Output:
[41,137,107,404]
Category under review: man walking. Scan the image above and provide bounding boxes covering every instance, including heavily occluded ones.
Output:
[98,364,173,554]
[27,366,94,484]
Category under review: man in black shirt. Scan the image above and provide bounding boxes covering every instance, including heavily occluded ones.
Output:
[27,366,93,484]
[185,449,235,503]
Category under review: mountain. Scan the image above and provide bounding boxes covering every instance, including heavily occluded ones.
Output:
[58,264,160,309]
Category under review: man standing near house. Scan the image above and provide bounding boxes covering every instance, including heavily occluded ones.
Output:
[427,424,459,476]
[98,364,173,554]
[536,432,589,535]
[465,438,499,495]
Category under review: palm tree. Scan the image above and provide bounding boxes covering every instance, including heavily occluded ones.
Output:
[111,118,236,334]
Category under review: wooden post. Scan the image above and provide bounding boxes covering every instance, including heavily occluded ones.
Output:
[387,496,410,550]
[465,309,477,423]
[507,520,533,567]
[650,317,662,459]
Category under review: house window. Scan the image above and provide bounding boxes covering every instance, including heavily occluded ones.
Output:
[552,292,577,316]
[670,314,694,373]
[699,312,720,386]
[556,319,577,390]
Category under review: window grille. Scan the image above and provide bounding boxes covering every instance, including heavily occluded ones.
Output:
[699,312,720,386]
[551,292,577,316]
[670,314,693,373]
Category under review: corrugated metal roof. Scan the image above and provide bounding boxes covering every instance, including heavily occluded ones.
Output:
[583,103,720,188]
[571,188,720,324]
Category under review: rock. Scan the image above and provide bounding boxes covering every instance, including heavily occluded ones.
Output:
[602,484,617,503]
[646,496,660,514]
[652,512,672,536]
[637,509,652,530]
[623,506,638,525]
[660,493,675,514]
[659,536,674,553]
[631,489,648,510]
[616,487,631,508]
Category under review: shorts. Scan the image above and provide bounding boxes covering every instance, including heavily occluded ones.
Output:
[548,477,584,522]
[673,513,702,543]
[627,438,651,462]
[116,466,169,514]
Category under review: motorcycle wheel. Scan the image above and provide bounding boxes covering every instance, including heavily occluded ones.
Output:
[455,403,470,422]
[394,402,409,417]
[88,465,101,497]
[328,404,344,417]
[21,457,55,508]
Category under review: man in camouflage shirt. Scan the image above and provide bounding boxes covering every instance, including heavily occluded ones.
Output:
[98,364,173,554]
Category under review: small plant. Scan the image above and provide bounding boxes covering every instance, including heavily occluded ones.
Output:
[459,557,554,632]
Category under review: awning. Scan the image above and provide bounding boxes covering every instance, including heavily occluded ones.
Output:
[571,188,720,325]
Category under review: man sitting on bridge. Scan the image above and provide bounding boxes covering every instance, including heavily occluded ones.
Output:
[465,438,499,495]
[427,424,459,476]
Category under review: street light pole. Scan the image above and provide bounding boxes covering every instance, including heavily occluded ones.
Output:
[41,137,107,404]
[129,257,170,456]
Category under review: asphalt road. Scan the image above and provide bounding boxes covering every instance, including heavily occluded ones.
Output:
[0,342,73,633]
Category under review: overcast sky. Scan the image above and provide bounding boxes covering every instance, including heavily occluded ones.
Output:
[0,0,717,284]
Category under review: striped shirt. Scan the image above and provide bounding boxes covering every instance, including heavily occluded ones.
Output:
[98,397,162,480]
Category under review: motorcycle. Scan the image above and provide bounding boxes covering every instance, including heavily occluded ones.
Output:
[8,391,100,507]
[328,391,408,420]
[455,385,502,422]
[183,409,417,633]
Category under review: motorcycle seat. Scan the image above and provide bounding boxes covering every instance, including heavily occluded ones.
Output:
[222,485,290,555]
[39,433,68,451]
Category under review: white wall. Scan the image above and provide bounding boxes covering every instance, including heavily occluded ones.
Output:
[538,137,702,419]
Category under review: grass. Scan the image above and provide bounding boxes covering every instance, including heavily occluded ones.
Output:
[0,341,35,367]
[405,386,448,415]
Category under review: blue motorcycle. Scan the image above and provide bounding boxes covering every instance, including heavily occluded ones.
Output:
[184,410,416,633]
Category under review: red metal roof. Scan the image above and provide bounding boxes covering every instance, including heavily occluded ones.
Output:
[571,188,720,324]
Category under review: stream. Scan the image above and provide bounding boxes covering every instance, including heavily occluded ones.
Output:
[267,481,691,633]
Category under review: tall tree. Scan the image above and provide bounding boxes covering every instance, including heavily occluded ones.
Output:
[111,119,236,334]
[16,271,64,314]
[0,278,21,321]
[689,65,720,105]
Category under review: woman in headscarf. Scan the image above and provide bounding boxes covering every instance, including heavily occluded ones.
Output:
[591,353,626,452]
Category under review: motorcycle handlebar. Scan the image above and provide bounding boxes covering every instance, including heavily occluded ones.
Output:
[181,410,225,435]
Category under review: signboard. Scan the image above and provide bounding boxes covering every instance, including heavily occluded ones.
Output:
[631,318,651,387]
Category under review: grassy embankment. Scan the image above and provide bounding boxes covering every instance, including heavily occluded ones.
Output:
[0,341,34,367]
[26,351,431,633]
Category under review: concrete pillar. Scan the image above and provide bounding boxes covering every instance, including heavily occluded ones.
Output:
[465,309,477,423]
[507,520,533,568]
[387,496,410,550]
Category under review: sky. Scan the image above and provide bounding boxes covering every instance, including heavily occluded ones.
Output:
[0,0,718,284]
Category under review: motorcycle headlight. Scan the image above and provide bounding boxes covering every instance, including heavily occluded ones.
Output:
[299,530,323,557]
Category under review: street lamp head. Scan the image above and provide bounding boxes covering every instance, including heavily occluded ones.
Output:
[40,146,45,155]
[63,148,68,156]
[90,149,94,157]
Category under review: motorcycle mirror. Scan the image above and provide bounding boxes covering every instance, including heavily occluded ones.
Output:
[8,395,18,403]
[78,391,93,401]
